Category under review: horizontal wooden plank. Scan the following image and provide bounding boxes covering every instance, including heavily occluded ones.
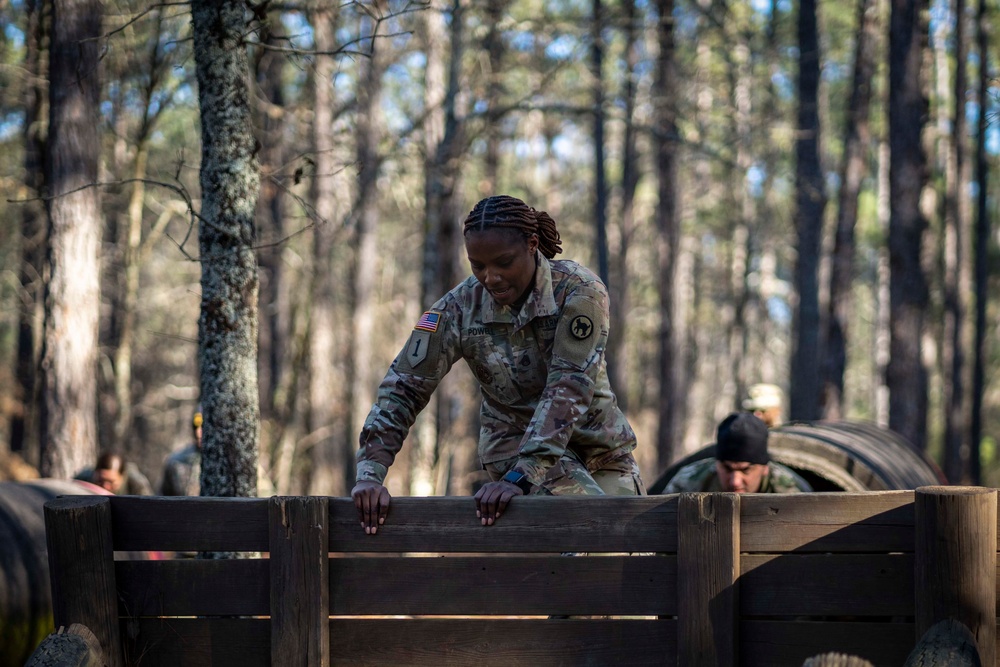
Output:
[110,496,269,552]
[328,618,675,667]
[740,554,913,616]
[740,620,915,667]
[124,618,674,667]
[109,496,678,553]
[740,492,916,552]
[106,492,1000,555]
[116,555,675,618]
[116,559,269,617]
[122,618,269,667]
[328,496,679,553]
[330,555,675,616]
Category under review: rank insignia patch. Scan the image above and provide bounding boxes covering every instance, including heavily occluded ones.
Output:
[415,310,441,332]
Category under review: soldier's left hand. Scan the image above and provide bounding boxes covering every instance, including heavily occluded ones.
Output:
[474,480,523,526]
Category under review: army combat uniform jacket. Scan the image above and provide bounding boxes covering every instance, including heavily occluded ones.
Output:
[357,253,637,489]
[663,458,812,493]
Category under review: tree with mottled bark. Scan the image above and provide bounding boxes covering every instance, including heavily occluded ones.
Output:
[39,0,102,479]
[887,0,930,450]
[191,0,260,498]
[790,0,826,422]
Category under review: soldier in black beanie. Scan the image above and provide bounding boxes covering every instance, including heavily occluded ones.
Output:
[664,412,811,494]
[713,413,771,493]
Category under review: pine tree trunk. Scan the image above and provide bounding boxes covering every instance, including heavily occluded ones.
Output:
[943,0,969,483]
[591,0,609,289]
[790,0,826,422]
[255,33,291,491]
[887,0,930,450]
[822,0,878,419]
[969,0,991,484]
[39,0,102,479]
[728,36,753,409]
[483,0,504,189]
[191,0,260,498]
[416,0,471,496]
[654,0,679,470]
[348,1,388,486]
[608,0,640,412]
[256,35,289,424]
[307,3,351,497]
[12,0,47,465]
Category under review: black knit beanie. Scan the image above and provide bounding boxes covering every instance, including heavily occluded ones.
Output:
[715,412,769,465]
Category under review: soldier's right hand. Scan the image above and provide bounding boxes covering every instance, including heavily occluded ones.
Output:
[352,481,391,534]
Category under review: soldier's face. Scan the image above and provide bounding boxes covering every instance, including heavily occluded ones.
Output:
[93,467,123,492]
[466,229,539,307]
[715,460,766,493]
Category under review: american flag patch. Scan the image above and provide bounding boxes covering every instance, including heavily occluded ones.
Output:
[414,311,441,333]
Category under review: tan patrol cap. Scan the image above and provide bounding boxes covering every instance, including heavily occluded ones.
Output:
[742,383,783,411]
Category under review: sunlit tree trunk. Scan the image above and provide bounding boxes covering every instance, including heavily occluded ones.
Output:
[416,0,472,496]
[822,0,878,420]
[942,0,970,483]
[875,141,892,427]
[191,0,260,498]
[790,0,826,421]
[307,2,351,497]
[347,1,388,487]
[727,35,753,410]
[887,0,930,450]
[39,0,102,479]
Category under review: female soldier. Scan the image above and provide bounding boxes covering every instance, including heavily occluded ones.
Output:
[352,195,643,533]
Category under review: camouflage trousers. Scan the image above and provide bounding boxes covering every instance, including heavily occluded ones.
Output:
[484,451,646,497]
[486,451,649,619]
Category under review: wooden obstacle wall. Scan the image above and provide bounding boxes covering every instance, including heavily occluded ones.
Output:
[43,488,998,667]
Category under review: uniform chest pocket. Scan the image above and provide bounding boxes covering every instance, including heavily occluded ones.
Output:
[508,341,548,399]
[464,332,547,405]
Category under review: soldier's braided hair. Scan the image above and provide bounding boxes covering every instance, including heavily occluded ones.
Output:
[463,195,563,259]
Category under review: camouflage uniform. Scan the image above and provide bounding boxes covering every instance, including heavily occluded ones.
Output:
[357,253,643,496]
[161,444,201,496]
[663,458,811,493]
[160,445,277,497]
[75,462,154,495]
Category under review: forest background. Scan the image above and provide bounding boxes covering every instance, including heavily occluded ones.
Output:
[0,0,997,498]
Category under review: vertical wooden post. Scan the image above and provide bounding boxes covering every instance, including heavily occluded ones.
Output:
[269,496,330,667]
[43,495,123,667]
[914,486,996,667]
[678,492,741,667]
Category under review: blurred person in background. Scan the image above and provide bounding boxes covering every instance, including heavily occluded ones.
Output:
[742,383,784,427]
[76,451,153,495]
